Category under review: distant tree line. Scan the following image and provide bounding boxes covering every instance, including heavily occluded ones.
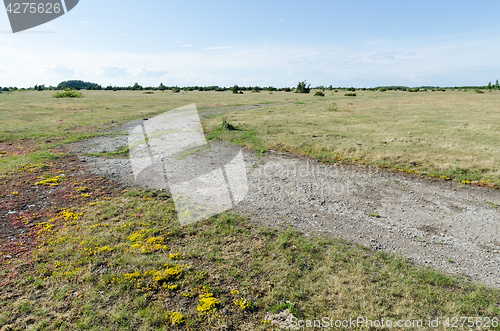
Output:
[2,80,500,93]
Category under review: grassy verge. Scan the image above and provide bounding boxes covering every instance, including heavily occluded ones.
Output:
[202,90,500,185]
[1,187,499,330]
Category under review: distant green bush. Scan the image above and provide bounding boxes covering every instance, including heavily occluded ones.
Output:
[295,81,311,93]
[314,91,325,96]
[344,93,356,97]
[52,90,83,98]
[475,89,484,93]
[143,92,154,94]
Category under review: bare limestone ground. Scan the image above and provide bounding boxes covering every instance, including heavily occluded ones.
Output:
[77,122,500,289]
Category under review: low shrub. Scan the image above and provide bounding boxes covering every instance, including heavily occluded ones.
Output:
[475,89,484,93]
[344,93,356,97]
[52,90,83,98]
[314,91,325,97]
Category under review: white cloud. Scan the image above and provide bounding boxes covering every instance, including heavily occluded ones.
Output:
[181,44,193,47]
[2,32,500,87]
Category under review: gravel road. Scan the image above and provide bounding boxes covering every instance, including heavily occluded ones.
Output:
[75,120,500,288]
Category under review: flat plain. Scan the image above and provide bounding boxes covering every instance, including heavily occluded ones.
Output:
[1,90,500,330]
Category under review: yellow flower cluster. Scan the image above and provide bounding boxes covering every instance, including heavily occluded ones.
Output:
[152,265,183,283]
[82,245,117,256]
[169,253,183,260]
[234,298,251,310]
[166,311,185,325]
[61,209,83,221]
[124,271,142,281]
[197,293,220,314]
[35,175,64,186]
[37,220,56,236]
[128,230,170,253]
[163,284,178,291]
[18,163,43,172]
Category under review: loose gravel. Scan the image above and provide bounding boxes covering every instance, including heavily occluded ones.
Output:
[75,120,500,288]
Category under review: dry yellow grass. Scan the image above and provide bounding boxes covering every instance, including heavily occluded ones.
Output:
[203,89,500,183]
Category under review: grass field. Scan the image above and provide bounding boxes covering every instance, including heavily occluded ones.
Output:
[1,89,500,183]
[1,90,500,330]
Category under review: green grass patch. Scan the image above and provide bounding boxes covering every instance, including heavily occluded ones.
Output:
[1,189,499,330]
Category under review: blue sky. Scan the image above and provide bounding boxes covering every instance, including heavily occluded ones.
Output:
[1,0,500,88]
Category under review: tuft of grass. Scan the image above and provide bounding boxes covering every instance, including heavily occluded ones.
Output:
[486,201,498,208]
[221,117,237,131]
[85,147,130,158]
